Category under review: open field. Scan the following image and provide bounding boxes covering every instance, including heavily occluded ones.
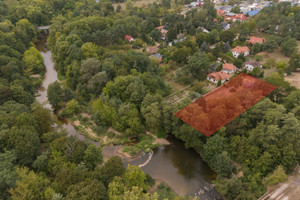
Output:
[285,72,300,90]
[256,47,290,63]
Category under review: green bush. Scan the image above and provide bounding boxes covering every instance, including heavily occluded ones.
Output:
[263,165,287,186]
[107,131,116,139]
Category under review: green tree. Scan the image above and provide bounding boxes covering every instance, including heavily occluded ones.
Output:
[8,126,40,165]
[231,6,240,13]
[99,156,125,186]
[22,47,44,74]
[81,42,99,59]
[187,52,209,80]
[263,165,287,186]
[0,151,17,200]
[66,179,107,200]
[263,38,277,53]
[83,145,103,170]
[9,167,51,200]
[280,38,298,56]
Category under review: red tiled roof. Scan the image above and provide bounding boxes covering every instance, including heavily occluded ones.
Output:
[249,36,266,45]
[147,46,158,54]
[232,46,250,54]
[157,26,164,30]
[234,14,247,20]
[223,63,236,71]
[124,35,134,42]
[207,71,231,81]
[217,9,224,16]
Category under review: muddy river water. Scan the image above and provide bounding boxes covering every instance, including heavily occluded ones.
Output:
[36,49,220,199]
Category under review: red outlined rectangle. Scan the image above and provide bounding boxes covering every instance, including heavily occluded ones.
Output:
[174,73,277,136]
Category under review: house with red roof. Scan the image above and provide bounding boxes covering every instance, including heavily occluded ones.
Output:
[146,46,158,54]
[217,9,224,16]
[124,35,135,42]
[207,71,231,84]
[233,14,247,22]
[249,36,266,45]
[157,26,168,40]
[232,46,250,58]
[222,63,237,74]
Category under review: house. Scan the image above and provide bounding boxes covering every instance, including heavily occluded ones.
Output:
[232,46,250,58]
[157,26,168,40]
[207,71,231,84]
[146,46,158,54]
[222,63,237,74]
[217,9,224,16]
[247,10,260,16]
[124,35,135,42]
[242,61,262,71]
[223,12,237,21]
[249,36,266,45]
[149,53,163,63]
[233,14,247,22]
[221,22,230,30]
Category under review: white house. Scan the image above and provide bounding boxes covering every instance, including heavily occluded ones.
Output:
[221,22,230,30]
[207,71,231,84]
[242,61,262,71]
[222,63,237,74]
[231,46,250,58]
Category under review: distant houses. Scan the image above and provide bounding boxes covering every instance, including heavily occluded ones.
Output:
[207,71,231,84]
[124,35,135,42]
[249,36,266,45]
[232,46,250,58]
[242,61,262,71]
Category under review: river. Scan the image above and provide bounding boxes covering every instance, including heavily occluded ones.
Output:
[36,47,220,199]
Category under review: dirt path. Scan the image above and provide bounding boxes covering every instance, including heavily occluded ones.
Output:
[146,131,170,145]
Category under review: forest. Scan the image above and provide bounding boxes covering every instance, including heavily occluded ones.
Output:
[0,0,299,200]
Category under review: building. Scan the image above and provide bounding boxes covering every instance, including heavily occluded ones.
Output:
[157,26,168,40]
[221,22,230,30]
[242,61,262,71]
[124,35,135,42]
[149,53,163,63]
[247,10,260,16]
[249,36,266,45]
[146,46,158,54]
[232,46,250,58]
[207,71,231,84]
[222,63,237,74]
[233,14,247,22]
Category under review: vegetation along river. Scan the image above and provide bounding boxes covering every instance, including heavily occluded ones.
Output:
[36,47,220,199]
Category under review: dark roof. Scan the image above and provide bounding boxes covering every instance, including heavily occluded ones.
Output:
[243,61,262,67]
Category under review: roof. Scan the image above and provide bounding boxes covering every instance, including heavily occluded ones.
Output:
[232,46,250,54]
[242,61,262,67]
[223,63,236,71]
[234,14,247,20]
[249,36,266,44]
[221,22,230,28]
[207,71,231,81]
[146,46,158,54]
[217,9,224,15]
[157,26,164,30]
[124,35,134,42]
[247,10,260,16]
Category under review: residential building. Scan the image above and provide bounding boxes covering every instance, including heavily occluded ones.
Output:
[233,14,247,22]
[146,46,158,54]
[149,53,163,63]
[222,63,237,74]
[221,22,230,30]
[124,35,135,42]
[207,71,231,84]
[157,26,168,40]
[249,36,266,45]
[232,46,250,58]
[242,61,262,71]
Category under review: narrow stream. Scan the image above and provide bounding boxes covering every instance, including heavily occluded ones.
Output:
[36,46,220,199]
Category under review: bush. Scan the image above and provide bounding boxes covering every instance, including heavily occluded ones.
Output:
[263,165,287,186]
[107,131,115,139]
[255,55,263,61]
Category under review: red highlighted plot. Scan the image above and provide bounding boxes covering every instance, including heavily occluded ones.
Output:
[174,73,277,137]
